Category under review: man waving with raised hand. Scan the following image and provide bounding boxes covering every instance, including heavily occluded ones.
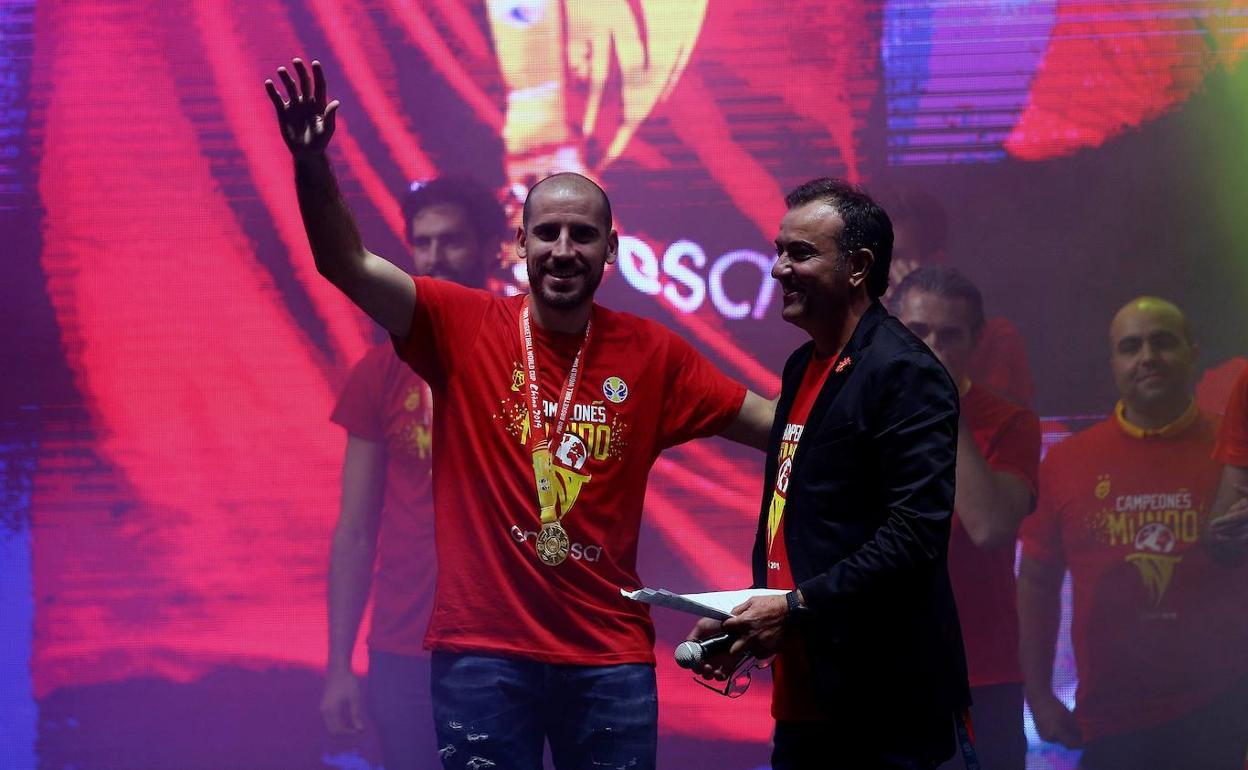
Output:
[265,58,774,770]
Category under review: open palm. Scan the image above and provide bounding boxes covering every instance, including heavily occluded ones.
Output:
[265,58,339,156]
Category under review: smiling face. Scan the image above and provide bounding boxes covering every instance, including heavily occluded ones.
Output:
[1109,299,1197,419]
[772,200,871,339]
[517,179,617,312]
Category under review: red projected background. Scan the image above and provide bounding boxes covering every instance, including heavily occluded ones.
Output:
[9,1,1248,768]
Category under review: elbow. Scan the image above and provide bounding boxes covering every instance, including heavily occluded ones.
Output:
[960,516,1007,550]
[962,504,1027,550]
[313,249,369,287]
[968,521,1020,551]
[315,257,354,289]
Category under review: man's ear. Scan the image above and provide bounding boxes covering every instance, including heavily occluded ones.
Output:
[515,225,528,259]
[606,230,619,265]
[847,247,874,289]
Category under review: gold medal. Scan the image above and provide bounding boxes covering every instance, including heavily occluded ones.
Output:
[536,521,571,566]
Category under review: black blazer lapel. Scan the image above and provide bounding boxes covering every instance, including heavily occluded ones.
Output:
[789,302,887,476]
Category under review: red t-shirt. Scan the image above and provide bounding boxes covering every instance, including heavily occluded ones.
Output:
[970,316,1034,407]
[949,384,1040,688]
[1019,411,1248,740]
[331,344,436,656]
[395,277,747,664]
[766,351,838,721]
[1214,366,1248,466]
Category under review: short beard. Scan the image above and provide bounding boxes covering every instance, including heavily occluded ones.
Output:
[530,266,604,309]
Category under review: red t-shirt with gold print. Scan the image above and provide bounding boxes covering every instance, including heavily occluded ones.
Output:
[1020,405,1248,740]
[394,277,746,664]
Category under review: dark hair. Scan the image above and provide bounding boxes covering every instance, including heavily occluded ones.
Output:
[401,175,508,253]
[785,178,893,299]
[892,265,986,338]
[881,187,947,262]
[522,172,613,232]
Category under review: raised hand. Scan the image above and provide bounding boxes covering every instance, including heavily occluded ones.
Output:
[265,58,339,157]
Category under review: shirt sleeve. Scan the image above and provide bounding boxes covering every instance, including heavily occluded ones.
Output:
[970,317,1035,407]
[656,327,747,449]
[986,406,1042,498]
[1214,367,1248,466]
[331,346,387,440]
[392,276,492,386]
[1019,450,1067,567]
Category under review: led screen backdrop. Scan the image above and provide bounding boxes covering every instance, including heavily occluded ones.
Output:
[4,1,1248,768]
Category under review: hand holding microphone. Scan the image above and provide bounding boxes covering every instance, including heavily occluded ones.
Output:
[679,592,798,678]
[678,617,745,681]
[674,631,737,669]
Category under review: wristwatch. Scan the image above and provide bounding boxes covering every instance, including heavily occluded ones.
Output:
[785,589,810,622]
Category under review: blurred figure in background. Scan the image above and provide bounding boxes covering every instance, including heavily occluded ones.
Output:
[895,266,1041,770]
[319,177,507,769]
[1208,365,1248,564]
[883,188,1034,407]
[1018,297,1248,769]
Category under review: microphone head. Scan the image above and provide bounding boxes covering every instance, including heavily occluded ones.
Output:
[674,640,704,669]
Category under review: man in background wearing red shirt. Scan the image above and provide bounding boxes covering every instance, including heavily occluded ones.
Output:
[1018,297,1248,769]
[1209,365,1248,565]
[881,187,1034,407]
[319,177,507,768]
[266,59,775,770]
[895,266,1041,770]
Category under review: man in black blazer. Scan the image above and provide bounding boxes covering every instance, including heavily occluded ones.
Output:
[691,178,970,769]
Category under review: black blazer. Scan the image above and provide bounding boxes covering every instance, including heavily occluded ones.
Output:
[752,301,970,718]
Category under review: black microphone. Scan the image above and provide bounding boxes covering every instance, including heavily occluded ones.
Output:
[674,632,736,669]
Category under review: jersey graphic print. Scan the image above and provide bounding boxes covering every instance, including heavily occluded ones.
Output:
[1095,475,1200,610]
[767,422,801,568]
[495,363,631,529]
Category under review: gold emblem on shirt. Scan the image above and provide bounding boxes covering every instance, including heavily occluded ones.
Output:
[1094,474,1111,500]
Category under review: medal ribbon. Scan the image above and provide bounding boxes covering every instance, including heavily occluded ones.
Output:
[519,300,592,526]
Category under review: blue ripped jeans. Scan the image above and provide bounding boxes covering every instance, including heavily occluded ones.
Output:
[430,652,657,770]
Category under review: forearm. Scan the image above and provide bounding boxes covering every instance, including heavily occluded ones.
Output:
[1017,558,1064,699]
[293,155,415,337]
[719,390,776,451]
[954,429,1029,548]
[326,528,375,672]
[294,154,368,286]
